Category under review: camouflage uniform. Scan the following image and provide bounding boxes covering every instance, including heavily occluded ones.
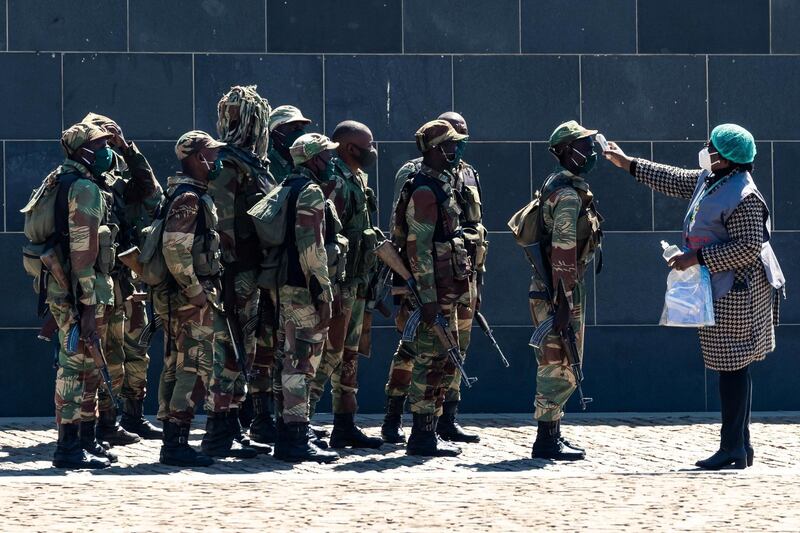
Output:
[310,156,376,415]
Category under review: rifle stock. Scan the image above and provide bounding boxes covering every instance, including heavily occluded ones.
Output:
[118,246,144,277]
[85,332,117,406]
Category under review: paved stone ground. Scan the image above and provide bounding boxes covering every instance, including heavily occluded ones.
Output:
[0,413,798,531]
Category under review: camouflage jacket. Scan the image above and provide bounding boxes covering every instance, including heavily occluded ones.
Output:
[267,145,293,184]
[393,157,487,274]
[396,164,469,307]
[285,166,334,304]
[208,144,275,267]
[322,157,374,289]
[106,143,163,295]
[162,174,221,302]
[46,159,115,307]
[540,168,602,308]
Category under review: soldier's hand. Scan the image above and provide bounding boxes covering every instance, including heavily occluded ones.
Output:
[188,291,207,308]
[421,302,440,326]
[603,141,633,172]
[316,300,332,329]
[105,123,128,150]
[79,305,97,339]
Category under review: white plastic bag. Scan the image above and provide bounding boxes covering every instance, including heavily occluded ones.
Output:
[659,265,715,327]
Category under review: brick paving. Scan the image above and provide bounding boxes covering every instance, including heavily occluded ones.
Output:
[0,413,798,531]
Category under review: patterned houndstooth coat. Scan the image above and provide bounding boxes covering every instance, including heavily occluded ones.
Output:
[633,159,779,371]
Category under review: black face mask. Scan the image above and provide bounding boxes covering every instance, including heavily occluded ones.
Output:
[354,145,378,168]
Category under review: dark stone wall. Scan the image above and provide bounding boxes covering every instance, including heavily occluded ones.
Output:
[2,0,798,416]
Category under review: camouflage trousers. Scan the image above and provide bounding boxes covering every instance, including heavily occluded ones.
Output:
[309,286,365,415]
[97,297,151,412]
[406,305,458,417]
[274,286,327,424]
[385,287,475,404]
[529,277,586,422]
[52,302,111,424]
[206,269,258,413]
[154,291,215,424]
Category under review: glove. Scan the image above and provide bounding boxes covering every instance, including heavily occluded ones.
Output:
[421,302,440,326]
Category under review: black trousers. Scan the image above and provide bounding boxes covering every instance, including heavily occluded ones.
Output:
[718,364,752,451]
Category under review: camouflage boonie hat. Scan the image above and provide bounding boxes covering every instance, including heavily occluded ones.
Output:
[290,133,339,165]
[175,130,226,160]
[81,112,119,132]
[269,105,312,132]
[60,122,113,156]
[548,120,598,147]
[415,119,468,153]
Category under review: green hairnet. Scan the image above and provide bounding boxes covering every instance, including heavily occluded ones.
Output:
[710,123,756,164]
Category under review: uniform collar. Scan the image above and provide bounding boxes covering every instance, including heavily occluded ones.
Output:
[269,145,292,172]
[333,156,367,184]
[60,158,94,179]
[168,172,208,190]
[293,165,321,184]
[555,167,589,192]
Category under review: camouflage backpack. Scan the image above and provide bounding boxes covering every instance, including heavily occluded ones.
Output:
[248,176,312,290]
[20,167,82,296]
[137,184,210,287]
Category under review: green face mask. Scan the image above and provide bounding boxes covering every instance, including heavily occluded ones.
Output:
[569,145,597,175]
[207,158,223,181]
[320,158,336,181]
[276,128,306,151]
[83,146,114,175]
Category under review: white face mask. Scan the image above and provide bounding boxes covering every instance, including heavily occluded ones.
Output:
[698,147,718,172]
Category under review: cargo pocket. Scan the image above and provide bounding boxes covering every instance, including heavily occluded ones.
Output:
[97,225,117,274]
[450,237,472,281]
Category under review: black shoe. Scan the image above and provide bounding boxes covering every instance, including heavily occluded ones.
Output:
[120,398,162,440]
[249,392,278,445]
[53,423,110,469]
[436,401,480,443]
[553,420,584,453]
[531,421,585,461]
[381,395,407,444]
[307,426,329,449]
[79,421,118,463]
[228,409,271,454]
[273,422,339,463]
[695,448,747,470]
[746,446,754,467]
[159,420,214,467]
[406,414,461,457]
[200,413,258,459]
[97,407,141,446]
[329,414,383,449]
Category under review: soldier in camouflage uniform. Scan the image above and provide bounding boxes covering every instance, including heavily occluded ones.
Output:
[33,123,117,469]
[272,133,339,463]
[528,121,603,461]
[201,85,273,458]
[392,120,471,457]
[381,112,483,445]
[268,105,311,183]
[308,121,383,449]
[153,131,227,467]
[81,113,164,444]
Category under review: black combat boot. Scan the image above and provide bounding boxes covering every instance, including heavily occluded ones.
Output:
[406,413,461,457]
[249,392,277,445]
[200,413,258,459]
[238,394,255,429]
[159,420,214,467]
[436,401,480,443]
[329,413,383,449]
[52,423,110,469]
[228,408,270,454]
[553,420,585,453]
[531,421,585,461]
[307,426,329,449]
[79,420,118,463]
[273,422,339,463]
[119,398,162,440]
[97,407,140,446]
[310,423,330,439]
[381,395,407,444]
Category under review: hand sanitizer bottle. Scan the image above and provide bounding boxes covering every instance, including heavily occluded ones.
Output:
[661,240,682,262]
